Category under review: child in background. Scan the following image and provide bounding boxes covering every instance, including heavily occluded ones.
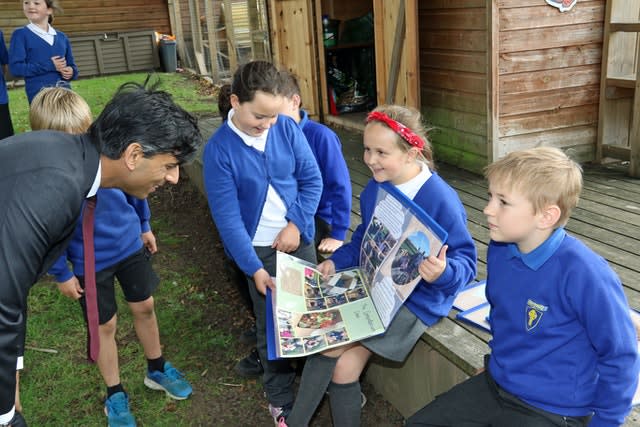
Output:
[9,0,78,103]
[203,60,322,425]
[31,87,192,427]
[0,28,14,139]
[280,72,352,254]
[407,147,639,427]
[285,105,477,427]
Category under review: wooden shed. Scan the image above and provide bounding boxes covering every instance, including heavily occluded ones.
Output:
[269,0,638,175]
[0,0,171,76]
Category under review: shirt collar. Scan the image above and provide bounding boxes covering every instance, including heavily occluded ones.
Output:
[87,161,101,198]
[27,22,56,36]
[298,109,309,129]
[226,108,269,147]
[507,227,566,270]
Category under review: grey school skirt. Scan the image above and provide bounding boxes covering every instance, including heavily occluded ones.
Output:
[361,305,427,362]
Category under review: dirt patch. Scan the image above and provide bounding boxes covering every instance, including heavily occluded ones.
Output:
[147,171,405,426]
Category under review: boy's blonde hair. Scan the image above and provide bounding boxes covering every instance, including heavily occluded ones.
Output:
[366,104,434,170]
[29,87,92,134]
[484,147,583,227]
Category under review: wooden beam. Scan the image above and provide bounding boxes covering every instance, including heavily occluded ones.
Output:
[168,0,190,68]
[385,0,405,104]
[223,0,239,72]
[203,1,219,81]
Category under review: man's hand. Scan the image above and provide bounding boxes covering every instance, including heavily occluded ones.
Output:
[272,222,300,253]
[57,276,83,300]
[253,268,274,295]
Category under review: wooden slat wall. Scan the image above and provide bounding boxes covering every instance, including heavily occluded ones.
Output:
[419,1,488,174]
[495,0,605,164]
[0,0,171,41]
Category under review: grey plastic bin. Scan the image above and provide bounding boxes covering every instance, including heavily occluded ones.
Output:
[159,39,177,72]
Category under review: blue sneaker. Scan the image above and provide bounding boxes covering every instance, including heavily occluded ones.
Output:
[144,361,192,400]
[104,392,136,427]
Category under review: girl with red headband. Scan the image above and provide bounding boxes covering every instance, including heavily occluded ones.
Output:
[285,105,477,426]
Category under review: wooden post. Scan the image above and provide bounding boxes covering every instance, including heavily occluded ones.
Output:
[167,0,190,68]
[385,0,405,104]
[188,0,207,75]
[223,0,239,72]
[204,0,220,81]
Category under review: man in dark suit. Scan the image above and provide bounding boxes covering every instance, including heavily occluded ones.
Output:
[0,82,202,427]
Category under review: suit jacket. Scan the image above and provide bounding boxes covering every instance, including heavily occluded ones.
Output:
[0,130,100,414]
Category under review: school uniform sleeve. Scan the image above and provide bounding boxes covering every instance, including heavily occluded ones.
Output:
[126,194,151,233]
[284,121,322,240]
[330,180,378,269]
[59,31,78,80]
[8,28,57,77]
[0,32,8,66]
[203,131,264,277]
[47,252,74,283]
[569,260,639,426]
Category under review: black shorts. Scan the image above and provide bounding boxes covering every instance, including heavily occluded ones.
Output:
[78,248,159,324]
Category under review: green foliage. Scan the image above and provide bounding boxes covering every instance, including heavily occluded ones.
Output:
[7,72,217,133]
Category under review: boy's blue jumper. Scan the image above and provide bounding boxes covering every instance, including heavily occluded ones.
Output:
[0,30,8,105]
[298,110,351,241]
[487,228,639,426]
[330,176,477,327]
[48,188,150,281]
[9,26,78,103]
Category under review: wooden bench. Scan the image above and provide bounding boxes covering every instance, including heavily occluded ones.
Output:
[190,117,640,424]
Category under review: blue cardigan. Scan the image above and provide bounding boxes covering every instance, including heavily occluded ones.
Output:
[331,176,477,326]
[299,110,352,241]
[487,229,639,426]
[48,188,151,281]
[0,30,8,105]
[9,26,78,103]
[203,115,322,276]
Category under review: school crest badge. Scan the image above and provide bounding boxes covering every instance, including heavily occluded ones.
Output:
[526,299,548,331]
[546,0,577,12]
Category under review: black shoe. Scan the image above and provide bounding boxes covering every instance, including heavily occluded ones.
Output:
[234,349,263,377]
[238,325,257,346]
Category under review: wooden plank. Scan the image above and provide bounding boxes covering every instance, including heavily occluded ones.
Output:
[499,43,602,75]
[499,22,603,53]
[499,64,600,95]
[421,69,486,94]
[500,85,600,117]
[222,0,238,72]
[203,0,220,81]
[499,2,604,31]
[420,30,487,52]
[385,0,406,104]
[419,7,486,30]
[499,104,599,137]
[421,87,486,114]
[630,50,640,177]
[499,125,597,153]
[421,50,486,74]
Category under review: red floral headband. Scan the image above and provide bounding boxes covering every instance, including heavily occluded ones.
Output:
[366,111,425,150]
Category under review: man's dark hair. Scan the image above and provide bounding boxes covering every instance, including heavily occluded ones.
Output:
[89,80,202,164]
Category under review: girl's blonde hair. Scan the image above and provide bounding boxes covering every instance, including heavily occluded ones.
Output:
[366,104,434,170]
[484,147,583,227]
[29,87,92,134]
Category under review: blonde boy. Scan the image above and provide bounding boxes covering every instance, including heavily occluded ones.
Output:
[408,147,639,427]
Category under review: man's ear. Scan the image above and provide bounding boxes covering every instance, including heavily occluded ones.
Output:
[123,143,144,171]
[539,204,562,229]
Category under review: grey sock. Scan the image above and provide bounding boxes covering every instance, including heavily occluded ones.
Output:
[286,354,338,426]
[328,380,362,427]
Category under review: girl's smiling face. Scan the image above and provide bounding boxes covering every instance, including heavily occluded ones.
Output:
[23,0,52,28]
[363,122,419,185]
[230,91,283,137]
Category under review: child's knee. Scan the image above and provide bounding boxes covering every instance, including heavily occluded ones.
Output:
[129,296,155,317]
[100,315,118,336]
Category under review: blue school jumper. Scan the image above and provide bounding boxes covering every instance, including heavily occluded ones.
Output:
[0,30,8,105]
[9,26,78,103]
[203,115,322,277]
[330,176,477,326]
[298,110,352,241]
[487,228,639,426]
[48,188,150,280]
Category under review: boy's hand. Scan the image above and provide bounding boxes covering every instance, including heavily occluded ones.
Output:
[141,231,158,254]
[57,277,83,300]
[253,268,274,295]
[272,222,300,253]
[317,237,343,254]
[317,260,336,279]
[418,245,448,283]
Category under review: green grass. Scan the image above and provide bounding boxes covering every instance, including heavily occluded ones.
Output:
[13,72,229,426]
[7,72,217,133]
